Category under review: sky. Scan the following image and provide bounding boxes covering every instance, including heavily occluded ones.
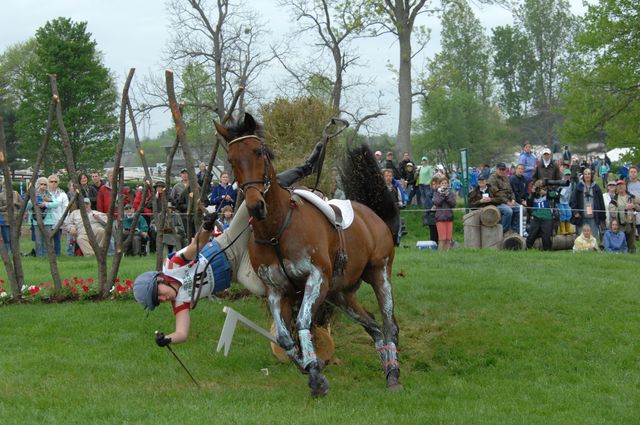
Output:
[0,0,590,138]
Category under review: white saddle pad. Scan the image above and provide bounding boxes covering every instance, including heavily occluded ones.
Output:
[292,189,354,229]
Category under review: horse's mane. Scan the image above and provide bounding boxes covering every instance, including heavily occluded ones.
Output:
[339,144,401,245]
[222,114,275,160]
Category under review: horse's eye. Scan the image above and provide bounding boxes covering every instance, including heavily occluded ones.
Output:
[255,148,263,158]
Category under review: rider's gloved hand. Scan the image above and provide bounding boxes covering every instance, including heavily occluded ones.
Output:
[155,331,172,347]
[202,212,219,231]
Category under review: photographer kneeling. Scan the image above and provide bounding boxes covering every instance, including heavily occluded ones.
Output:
[526,180,555,250]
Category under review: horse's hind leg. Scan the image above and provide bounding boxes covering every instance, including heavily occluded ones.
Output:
[364,259,402,391]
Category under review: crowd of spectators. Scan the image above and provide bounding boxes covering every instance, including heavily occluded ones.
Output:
[2,146,639,257]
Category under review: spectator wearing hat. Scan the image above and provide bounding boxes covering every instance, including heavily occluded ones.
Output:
[518,141,537,185]
[533,147,561,182]
[570,168,606,240]
[418,156,433,206]
[374,151,384,170]
[401,161,418,205]
[63,198,107,256]
[488,162,519,234]
[557,168,575,234]
[602,180,618,229]
[469,174,500,209]
[608,179,640,253]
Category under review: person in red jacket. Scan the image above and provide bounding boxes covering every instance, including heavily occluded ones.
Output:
[96,169,129,217]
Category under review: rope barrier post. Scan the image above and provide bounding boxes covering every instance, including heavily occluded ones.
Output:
[519,204,525,236]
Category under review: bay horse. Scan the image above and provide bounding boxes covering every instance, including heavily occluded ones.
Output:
[214,113,401,396]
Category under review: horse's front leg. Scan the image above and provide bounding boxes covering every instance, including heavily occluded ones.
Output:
[296,265,330,397]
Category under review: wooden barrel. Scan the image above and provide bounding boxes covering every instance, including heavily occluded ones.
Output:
[481,224,503,249]
[480,205,501,226]
[531,234,577,250]
[270,323,336,364]
[463,209,482,248]
[502,233,526,250]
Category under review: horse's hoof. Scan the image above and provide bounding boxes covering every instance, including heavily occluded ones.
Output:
[387,383,403,392]
[309,373,330,397]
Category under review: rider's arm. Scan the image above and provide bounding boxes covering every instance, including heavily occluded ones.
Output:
[166,308,190,344]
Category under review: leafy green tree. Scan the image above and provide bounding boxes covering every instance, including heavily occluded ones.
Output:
[559,0,640,154]
[14,17,117,173]
[416,2,505,166]
[0,41,35,170]
[516,0,576,147]
[491,25,535,119]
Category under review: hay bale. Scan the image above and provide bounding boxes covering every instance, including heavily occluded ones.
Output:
[481,224,503,249]
[502,233,526,250]
[463,209,482,248]
[480,205,501,226]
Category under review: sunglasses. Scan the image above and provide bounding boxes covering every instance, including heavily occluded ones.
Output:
[39,183,47,186]
[49,180,58,183]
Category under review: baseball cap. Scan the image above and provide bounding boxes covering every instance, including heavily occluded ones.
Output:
[607,181,617,186]
[542,148,551,155]
[421,156,428,161]
[83,197,91,203]
[133,271,160,311]
[496,162,506,169]
[386,151,394,156]
[478,175,487,180]
[374,150,382,156]
[180,168,188,173]
[616,179,626,185]
[563,169,571,175]
[153,180,166,188]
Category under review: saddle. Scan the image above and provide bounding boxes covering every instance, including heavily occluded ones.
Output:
[292,189,353,275]
[292,189,354,229]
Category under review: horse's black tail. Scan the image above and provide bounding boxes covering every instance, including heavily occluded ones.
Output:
[339,144,401,246]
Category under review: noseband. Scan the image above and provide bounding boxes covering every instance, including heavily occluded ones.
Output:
[228,135,271,196]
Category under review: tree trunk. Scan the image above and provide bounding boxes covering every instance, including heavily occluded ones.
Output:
[396,26,413,157]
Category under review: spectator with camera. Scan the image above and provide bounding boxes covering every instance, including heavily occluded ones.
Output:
[570,168,605,240]
[433,177,456,251]
[526,180,555,250]
[488,162,519,234]
[608,180,640,253]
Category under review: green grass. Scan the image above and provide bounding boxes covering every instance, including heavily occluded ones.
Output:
[1,215,639,424]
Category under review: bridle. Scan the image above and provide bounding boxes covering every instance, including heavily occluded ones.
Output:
[228,135,271,197]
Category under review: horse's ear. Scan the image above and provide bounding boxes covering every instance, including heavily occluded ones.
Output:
[242,113,257,134]
[214,121,229,141]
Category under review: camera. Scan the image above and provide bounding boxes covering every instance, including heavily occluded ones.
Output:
[542,179,570,201]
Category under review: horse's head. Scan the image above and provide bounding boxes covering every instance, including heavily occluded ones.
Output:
[215,113,274,220]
